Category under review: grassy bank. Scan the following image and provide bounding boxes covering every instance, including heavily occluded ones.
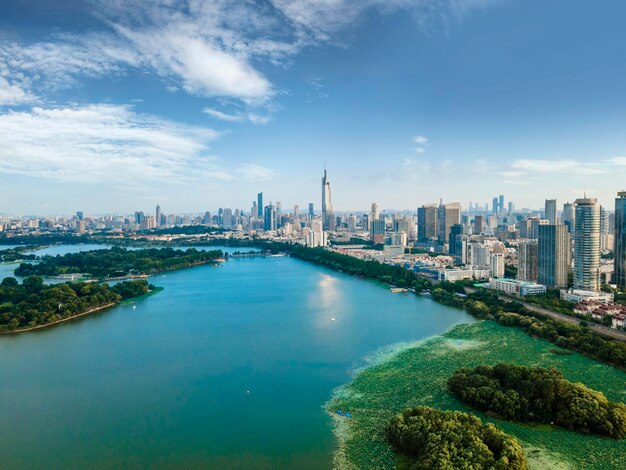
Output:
[327,321,626,470]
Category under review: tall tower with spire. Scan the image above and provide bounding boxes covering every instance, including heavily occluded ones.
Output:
[321,167,334,231]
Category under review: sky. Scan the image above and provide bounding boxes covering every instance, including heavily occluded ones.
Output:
[2,0,626,216]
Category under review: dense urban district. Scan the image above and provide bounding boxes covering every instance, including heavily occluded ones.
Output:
[2,170,626,468]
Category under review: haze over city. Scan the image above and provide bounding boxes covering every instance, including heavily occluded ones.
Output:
[3,0,626,214]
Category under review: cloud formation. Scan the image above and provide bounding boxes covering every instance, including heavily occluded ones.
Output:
[0,0,504,107]
[0,104,272,184]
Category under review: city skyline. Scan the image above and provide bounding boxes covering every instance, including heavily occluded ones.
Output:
[3,1,626,213]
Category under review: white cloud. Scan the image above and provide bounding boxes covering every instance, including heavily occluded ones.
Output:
[415,147,426,153]
[0,77,37,106]
[0,104,273,184]
[413,135,429,145]
[511,159,606,175]
[0,1,504,107]
[202,107,272,125]
[202,107,244,122]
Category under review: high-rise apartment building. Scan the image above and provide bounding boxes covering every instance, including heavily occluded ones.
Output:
[517,240,538,282]
[538,224,570,288]
[545,199,557,224]
[574,197,601,291]
[321,169,333,231]
[490,252,505,278]
[614,191,626,288]
[471,244,490,268]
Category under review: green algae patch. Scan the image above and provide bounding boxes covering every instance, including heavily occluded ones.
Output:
[327,321,626,469]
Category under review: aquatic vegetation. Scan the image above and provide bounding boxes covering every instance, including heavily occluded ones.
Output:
[328,321,626,469]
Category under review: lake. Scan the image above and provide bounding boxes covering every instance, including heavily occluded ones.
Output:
[0,250,473,469]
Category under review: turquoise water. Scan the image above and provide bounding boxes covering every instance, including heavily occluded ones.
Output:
[0,254,473,469]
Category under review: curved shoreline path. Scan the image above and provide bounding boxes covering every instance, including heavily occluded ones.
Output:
[0,253,473,469]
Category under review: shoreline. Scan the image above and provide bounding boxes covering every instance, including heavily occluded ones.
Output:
[0,287,164,335]
[0,302,117,335]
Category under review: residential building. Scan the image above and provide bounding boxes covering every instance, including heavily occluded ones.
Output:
[517,240,538,282]
[538,224,570,288]
[574,197,601,291]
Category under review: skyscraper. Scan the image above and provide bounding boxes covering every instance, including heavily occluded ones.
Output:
[517,240,538,282]
[156,204,162,227]
[538,224,570,288]
[449,224,464,256]
[498,195,504,215]
[437,201,461,243]
[263,203,276,231]
[321,169,333,231]
[308,203,314,218]
[371,202,379,220]
[614,191,626,288]
[492,197,499,215]
[574,197,601,291]
[257,192,263,218]
[545,199,557,224]
[562,202,575,233]
[473,215,484,235]
[417,204,437,241]
[370,218,385,244]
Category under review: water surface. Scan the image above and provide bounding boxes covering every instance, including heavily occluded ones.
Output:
[0,254,472,469]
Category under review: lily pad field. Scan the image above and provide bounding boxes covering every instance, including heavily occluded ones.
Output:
[327,321,626,469]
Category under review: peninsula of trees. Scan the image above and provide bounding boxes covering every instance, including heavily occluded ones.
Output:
[387,406,527,469]
[0,277,151,331]
[14,247,224,279]
[448,364,626,439]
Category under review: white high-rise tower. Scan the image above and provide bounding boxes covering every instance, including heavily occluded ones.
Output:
[322,168,333,231]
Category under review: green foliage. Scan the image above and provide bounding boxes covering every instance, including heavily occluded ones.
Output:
[329,321,626,469]
[523,289,576,315]
[465,289,626,371]
[0,248,37,262]
[260,242,433,292]
[15,247,223,279]
[504,264,518,278]
[0,277,150,331]
[387,406,527,470]
[448,364,626,439]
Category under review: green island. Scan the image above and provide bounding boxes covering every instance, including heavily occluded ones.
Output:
[0,277,152,332]
[327,321,626,469]
[14,246,224,279]
[387,406,527,470]
[448,364,626,439]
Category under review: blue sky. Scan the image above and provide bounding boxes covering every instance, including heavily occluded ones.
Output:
[1,0,626,215]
